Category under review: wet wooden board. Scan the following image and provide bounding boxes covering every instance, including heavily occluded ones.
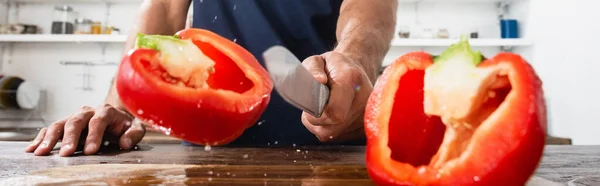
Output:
[0,164,566,186]
[0,142,598,185]
[0,164,373,185]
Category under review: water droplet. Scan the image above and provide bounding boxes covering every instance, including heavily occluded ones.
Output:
[264,173,267,177]
[329,136,333,139]
[274,141,278,145]
[204,145,212,151]
[293,160,297,163]
[124,121,132,126]
[233,4,236,10]
[257,120,265,125]
[159,120,163,124]
[417,167,427,174]
[243,154,248,158]
[233,38,237,43]
[292,143,296,147]
[207,171,214,175]
[296,149,301,152]
[473,176,480,181]
[133,146,139,150]
[227,172,230,175]
[137,159,141,163]
[200,0,203,2]
[137,109,144,115]
[305,150,309,154]
[103,141,110,146]
[197,103,201,108]
[267,143,270,146]
[212,16,218,23]
[208,177,212,181]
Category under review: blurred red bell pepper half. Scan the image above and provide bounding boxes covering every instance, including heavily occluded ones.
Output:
[115,28,273,146]
[364,37,546,186]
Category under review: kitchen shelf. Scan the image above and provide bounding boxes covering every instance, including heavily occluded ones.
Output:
[1,0,142,3]
[400,0,517,3]
[391,38,533,47]
[0,34,128,43]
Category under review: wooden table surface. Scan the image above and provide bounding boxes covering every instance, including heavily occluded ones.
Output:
[0,142,598,185]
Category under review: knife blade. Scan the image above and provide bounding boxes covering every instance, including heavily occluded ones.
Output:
[262,45,330,117]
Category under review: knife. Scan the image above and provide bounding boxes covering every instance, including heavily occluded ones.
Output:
[262,46,330,118]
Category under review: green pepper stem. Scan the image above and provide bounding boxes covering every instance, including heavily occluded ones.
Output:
[135,33,182,50]
[433,36,483,67]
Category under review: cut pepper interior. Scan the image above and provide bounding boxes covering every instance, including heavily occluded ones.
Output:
[387,37,513,170]
[135,34,254,94]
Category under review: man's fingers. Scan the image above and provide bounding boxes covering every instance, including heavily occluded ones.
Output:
[33,121,65,156]
[119,119,145,150]
[304,54,360,125]
[25,127,48,153]
[83,105,113,155]
[302,55,328,84]
[59,107,95,157]
[304,81,354,125]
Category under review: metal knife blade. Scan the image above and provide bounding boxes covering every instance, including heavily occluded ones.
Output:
[262,46,330,117]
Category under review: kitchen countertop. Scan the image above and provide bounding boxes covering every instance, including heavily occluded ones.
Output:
[0,142,598,185]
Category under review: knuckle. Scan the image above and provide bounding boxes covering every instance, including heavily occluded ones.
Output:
[303,56,321,66]
[79,109,95,117]
[68,114,87,125]
[80,105,94,111]
[345,67,364,85]
[100,104,115,111]
[47,122,63,132]
[88,116,106,126]
[100,105,118,115]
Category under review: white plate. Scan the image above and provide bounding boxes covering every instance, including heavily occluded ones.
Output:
[16,80,40,109]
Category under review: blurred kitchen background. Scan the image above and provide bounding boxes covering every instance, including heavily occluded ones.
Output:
[0,0,597,145]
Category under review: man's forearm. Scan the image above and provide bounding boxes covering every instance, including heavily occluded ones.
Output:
[105,0,191,111]
[334,0,398,83]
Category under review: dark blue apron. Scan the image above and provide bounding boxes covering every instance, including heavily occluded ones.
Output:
[183,0,365,147]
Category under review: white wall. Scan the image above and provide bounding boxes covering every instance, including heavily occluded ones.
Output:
[526,0,600,145]
[0,3,7,24]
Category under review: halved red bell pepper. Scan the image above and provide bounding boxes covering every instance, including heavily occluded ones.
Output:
[364,38,546,186]
[115,28,273,146]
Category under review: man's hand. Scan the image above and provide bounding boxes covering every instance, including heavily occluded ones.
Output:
[25,104,145,156]
[24,0,192,157]
[301,52,374,142]
[300,0,397,142]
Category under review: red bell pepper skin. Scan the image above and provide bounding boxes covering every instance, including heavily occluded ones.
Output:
[116,28,273,146]
[364,39,546,185]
